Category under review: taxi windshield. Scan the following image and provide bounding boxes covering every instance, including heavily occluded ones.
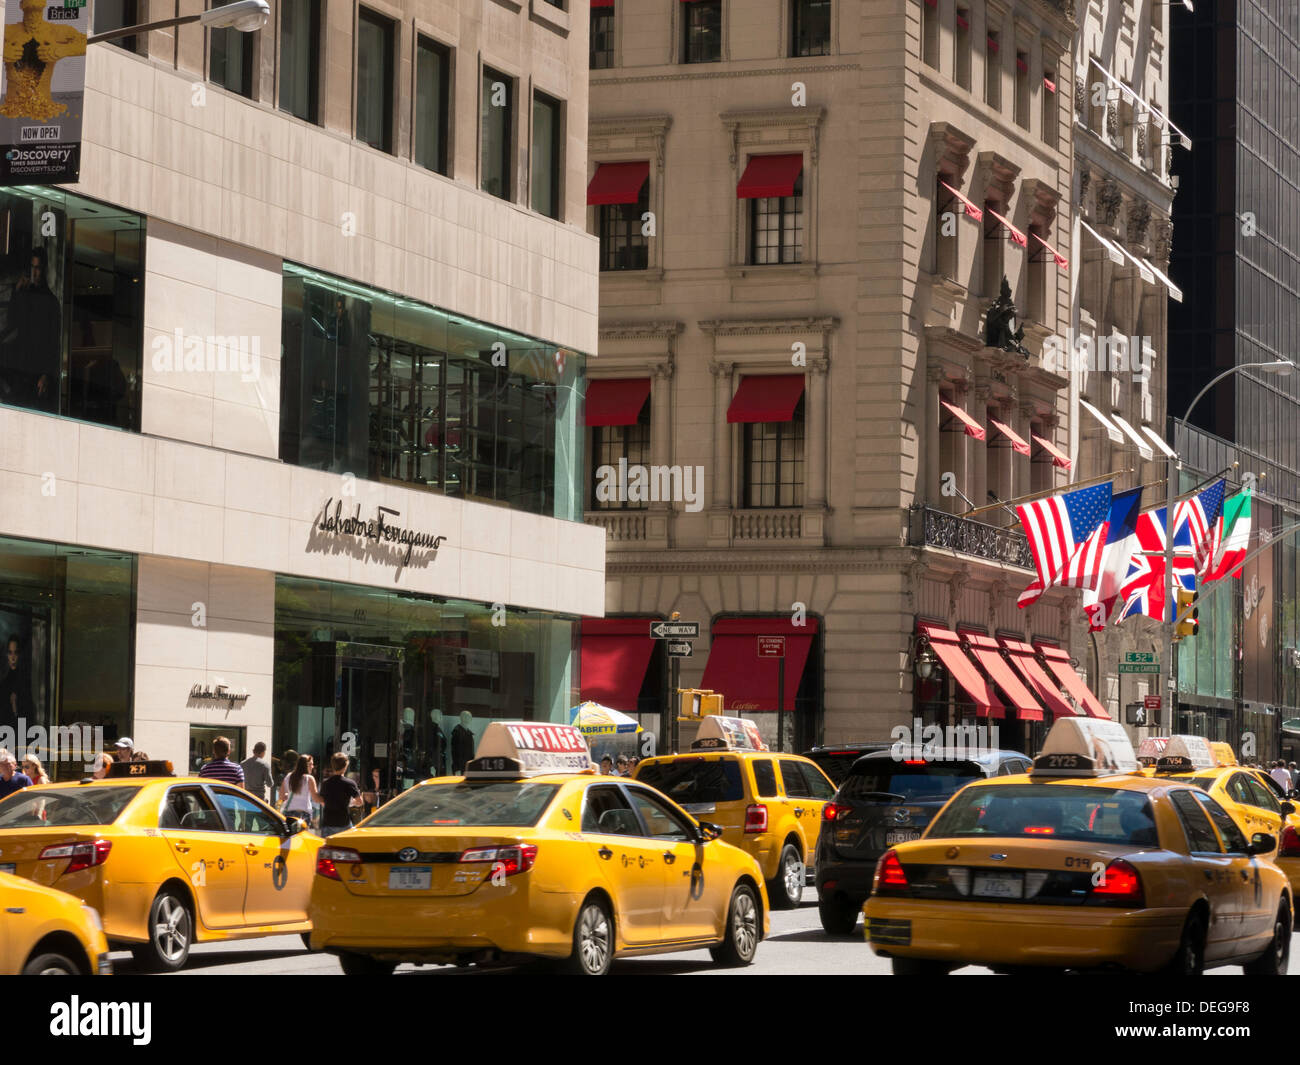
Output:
[928,785,1159,845]
[0,786,140,828]
[635,759,744,805]
[842,761,983,803]
[363,781,560,828]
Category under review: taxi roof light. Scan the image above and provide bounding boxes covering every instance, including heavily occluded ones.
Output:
[465,722,594,779]
[1153,735,1216,773]
[690,715,769,753]
[1030,718,1139,778]
[105,760,175,779]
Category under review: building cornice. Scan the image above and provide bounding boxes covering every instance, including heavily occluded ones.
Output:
[699,315,839,337]
[719,106,827,132]
[598,320,685,341]
[590,63,861,87]
[603,546,921,575]
[590,113,674,139]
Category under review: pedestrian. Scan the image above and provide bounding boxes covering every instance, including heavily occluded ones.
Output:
[198,736,245,786]
[91,749,112,779]
[19,754,47,785]
[113,737,133,763]
[319,752,363,837]
[0,748,33,800]
[616,755,630,777]
[275,748,299,802]
[599,755,613,776]
[279,754,321,827]
[1290,761,1299,792]
[1270,760,1293,794]
[240,741,274,803]
[131,750,150,762]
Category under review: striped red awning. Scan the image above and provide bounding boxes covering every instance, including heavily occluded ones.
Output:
[1033,433,1072,470]
[917,623,1005,719]
[990,418,1031,456]
[962,632,1044,720]
[1000,638,1076,719]
[1037,643,1110,719]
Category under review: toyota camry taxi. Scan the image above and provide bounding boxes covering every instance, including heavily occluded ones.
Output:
[864,718,1292,975]
[309,722,770,975]
[0,870,111,975]
[632,715,836,909]
[1151,736,1300,899]
[0,761,321,970]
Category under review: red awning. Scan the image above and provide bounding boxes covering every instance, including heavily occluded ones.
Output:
[1016,58,1028,73]
[990,418,1031,456]
[736,154,804,199]
[726,374,805,423]
[999,637,1075,719]
[917,624,1005,718]
[585,378,650,427]
[1044,75,1057,93]
[1032,231,1069,269]
[962,632,1044,720]
[939,180,984,222]
[956,13,969,29]
[1037,643,1110,719]
[580,618,657,712]
[591,0,614,6]
[1032,433,1072,470]
[586,161,649,206]
[987,208,1028,247]
[941,399,986,440]
[700,617,818,713]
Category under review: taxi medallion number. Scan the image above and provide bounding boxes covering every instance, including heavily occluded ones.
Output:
[972,871,1024,899]
[388,866,432,890]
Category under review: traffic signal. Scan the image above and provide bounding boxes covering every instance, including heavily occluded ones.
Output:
[1175,588,1199,638]
[677,689,725,720]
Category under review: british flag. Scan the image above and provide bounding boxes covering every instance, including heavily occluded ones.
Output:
[1016,482,1112,607]
[1116,504,1199,622]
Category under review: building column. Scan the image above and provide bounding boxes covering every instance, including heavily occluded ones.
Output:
[952,378,970,514]
[925,365,943,507]
[994,399,1015,506]
[971,383,989,516]
[807,357,829,508]
[707,359,734,545]
[651,362,672,471]
[1016,401,1035,500]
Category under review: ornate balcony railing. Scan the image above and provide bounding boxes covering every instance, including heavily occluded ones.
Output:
[585,510,647,542]
[732,509,802,541]
[908,505,1033,570]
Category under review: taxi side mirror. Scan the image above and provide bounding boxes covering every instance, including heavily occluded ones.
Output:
[1282,802,1296,818]
[698,821,723,842]
[1248,832,1276,856]
[283,815,307,836]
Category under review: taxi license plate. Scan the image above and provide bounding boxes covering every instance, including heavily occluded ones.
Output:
[973,872,1023,899]
[387,866,432,890]
[0,863,14,875]
[885,830,921,845]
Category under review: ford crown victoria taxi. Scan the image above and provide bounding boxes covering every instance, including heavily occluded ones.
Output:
[0,870,111,975]
[864,718,1291,975]
[632,716,836,909]
[309,722,770,975]
[0,761,322,970]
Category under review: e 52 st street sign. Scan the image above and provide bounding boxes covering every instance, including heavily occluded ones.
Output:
[650,621,699,639]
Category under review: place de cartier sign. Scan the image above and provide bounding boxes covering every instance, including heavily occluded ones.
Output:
[310,498,449,576]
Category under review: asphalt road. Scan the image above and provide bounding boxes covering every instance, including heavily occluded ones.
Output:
[107,900,1296,976]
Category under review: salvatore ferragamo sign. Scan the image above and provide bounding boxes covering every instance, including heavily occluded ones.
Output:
[189,684,250,709]
[310,498,448,575]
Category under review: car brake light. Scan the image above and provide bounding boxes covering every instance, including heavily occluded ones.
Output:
[40,839,111,875]
[1281,825,1300,858]
[1091,858,1144,905]
[823,802,847,821]
[317,846,361,880]
[458,844,538,876]
[874,850,909,893]
[903,759,927,765]
[744,804,768,834]
[1023,826,1055,835]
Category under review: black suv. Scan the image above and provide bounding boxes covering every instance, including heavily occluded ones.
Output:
[814,746,1030,934]
[802,743,894,787]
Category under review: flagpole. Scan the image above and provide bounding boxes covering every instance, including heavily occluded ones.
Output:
[962,468,1132,520]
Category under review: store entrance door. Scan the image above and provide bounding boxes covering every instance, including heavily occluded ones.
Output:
[334,643,403,803]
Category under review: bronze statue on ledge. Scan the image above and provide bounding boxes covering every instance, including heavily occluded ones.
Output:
[984,276,1030,357]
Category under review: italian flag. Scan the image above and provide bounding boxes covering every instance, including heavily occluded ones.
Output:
[1202,488,1251,582]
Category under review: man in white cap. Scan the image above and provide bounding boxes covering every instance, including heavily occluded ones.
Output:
[114,737,134,763]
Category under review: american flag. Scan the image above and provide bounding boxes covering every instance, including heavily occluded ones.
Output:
[1177,478,1225,575]
[1016,482,1112,607]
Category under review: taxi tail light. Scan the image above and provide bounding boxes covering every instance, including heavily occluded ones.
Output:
[744,804,768,834]
[1280,825,1300,858]
[458,844,538,876]
[873,849,909,894]
[823,802,849,822]
[1090,858,1144,906]
[317,846,361,880]
[39,839,111,875]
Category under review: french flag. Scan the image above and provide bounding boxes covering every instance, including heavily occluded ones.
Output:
[1081,488,1143,631]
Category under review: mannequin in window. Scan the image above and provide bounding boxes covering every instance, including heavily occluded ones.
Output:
[427,706,448,777]
[451,710,475,774]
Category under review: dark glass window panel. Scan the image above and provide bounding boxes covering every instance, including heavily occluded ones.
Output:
[279,0,321,124]
[598,182,649,272]
[209,2,255,100]
[481,68,513,200]
[356,9,395,153]
[749,175,803,265]
[590,9,615,69]
[743,397,805,508]
[531,93,561,219]
[414,37,450,175]
[94,0,138,51]
[591,406,651,509]
[683,0,722,63]
[791,0,830,57]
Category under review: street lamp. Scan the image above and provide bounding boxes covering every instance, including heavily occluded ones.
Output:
[1162,358,1295,716]
[86,0,270,45]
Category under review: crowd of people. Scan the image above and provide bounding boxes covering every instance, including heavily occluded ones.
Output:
[597,753,640,777]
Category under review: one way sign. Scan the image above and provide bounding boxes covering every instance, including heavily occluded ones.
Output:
[666,641,693,657]
[650,621,699,639]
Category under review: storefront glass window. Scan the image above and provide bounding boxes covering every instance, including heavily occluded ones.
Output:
[0,536,135,781]
[273,575,579,804]
[280,263,585,521]
[0,187,144,431]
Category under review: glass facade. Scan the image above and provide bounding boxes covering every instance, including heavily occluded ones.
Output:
[0,186,144,432]
[273,575,579,800]
[279,263,586,521]
[0,536,135,782]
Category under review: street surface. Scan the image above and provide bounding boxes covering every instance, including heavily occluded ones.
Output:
[107,901,1293,976]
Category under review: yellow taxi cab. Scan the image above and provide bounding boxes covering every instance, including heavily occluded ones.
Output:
[864,717,1291,975]
[1152,736,1300,900]
[0,870,111,975]
[0,760,322,971]
[631,716,836,909]
[309,722,770,976]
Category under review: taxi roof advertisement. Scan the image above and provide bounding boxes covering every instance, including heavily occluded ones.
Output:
[1038,717,1139,773]
[0,0,87,185]
[475,722,592,774]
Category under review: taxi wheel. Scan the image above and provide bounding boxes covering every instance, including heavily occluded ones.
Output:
[22,952,81,975]
[817,893,859,935]
[337,952,397,976]
[1243,902,1291,976]
[132,890,192,973]
[562,897,613,976]
[1157,912,1205,976]
[768,844,804,910]
[709,883,761,967]
[300,933,313,951]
